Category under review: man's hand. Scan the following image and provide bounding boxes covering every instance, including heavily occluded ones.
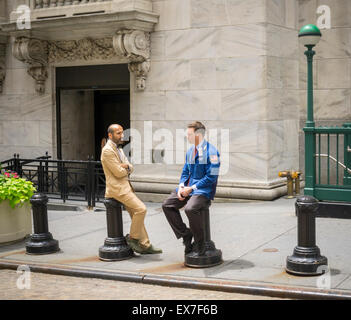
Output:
[181,187,193,198]
[177,186,186,201]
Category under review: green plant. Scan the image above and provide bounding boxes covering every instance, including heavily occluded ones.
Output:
[0,170,36,209]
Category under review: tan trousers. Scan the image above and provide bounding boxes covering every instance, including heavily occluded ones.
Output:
[116,191,151,248]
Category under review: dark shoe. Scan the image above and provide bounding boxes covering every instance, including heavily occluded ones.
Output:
[126,235,162,254]
[140,244,163,254]
[183,231,193,254]
[126,234,137,247]
[184,242,195,255]
[126,234,144,253]
[192,241,206,256]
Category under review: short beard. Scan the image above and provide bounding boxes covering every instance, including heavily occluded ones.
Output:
[109,137,120,145]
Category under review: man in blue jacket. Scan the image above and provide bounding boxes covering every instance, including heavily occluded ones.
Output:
[162,121,220,256]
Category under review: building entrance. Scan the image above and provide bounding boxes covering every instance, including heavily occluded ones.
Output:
[94,90,130,161]
[55,64,130,161]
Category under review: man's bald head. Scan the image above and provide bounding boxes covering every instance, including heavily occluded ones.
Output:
[107,124,124,144]
[107,124,122,135]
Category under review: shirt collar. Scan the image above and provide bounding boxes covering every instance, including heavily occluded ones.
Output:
[109,139,119,149]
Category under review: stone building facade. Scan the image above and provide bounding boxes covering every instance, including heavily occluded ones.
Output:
[0,0,350,201]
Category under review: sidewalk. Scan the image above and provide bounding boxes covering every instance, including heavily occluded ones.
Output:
[1,197,351,299]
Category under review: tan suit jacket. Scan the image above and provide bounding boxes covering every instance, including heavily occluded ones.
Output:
[101,139,134,199]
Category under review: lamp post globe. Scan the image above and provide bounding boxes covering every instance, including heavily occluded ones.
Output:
[298,24,322,47]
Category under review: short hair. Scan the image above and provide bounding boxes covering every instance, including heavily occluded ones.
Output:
[187,121,206,135]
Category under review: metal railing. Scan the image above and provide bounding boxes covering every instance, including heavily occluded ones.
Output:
[317,154,351,175]
[306,125,351,202]
[1,154,105,207]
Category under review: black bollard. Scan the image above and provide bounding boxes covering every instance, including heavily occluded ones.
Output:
[184,208,223,268]
[286,195,328,276]
[99,198,134,261]
[26,193,60,255]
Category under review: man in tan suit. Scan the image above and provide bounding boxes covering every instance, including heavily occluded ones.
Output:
[101,124,162,254]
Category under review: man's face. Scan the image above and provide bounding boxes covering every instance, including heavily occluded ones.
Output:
[187,128,201,145]
[109,126,124,144]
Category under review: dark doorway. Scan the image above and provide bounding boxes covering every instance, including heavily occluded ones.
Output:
[94,90,130,161]
[55,64,130,160]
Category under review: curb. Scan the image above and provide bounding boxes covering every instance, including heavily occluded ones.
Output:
[1,259,350,300]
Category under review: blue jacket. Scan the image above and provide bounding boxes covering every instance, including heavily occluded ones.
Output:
[177,140,220,200]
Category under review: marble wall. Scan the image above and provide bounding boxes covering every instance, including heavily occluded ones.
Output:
[0,35,55,161]
[131,0,300,193]
[0,1,54,161]
[265,0,300,182]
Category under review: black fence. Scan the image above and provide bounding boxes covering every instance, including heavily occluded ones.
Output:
[1,154,105,207]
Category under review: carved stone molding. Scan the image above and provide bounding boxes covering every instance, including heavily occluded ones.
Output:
[48,37,116,63]
[113,30,151,91]
[13,37,48,94]
[28,66,48,95]
[128,60,150,91]
[12,30,152,93]
[2,3,159,94]
[113,30,150,62]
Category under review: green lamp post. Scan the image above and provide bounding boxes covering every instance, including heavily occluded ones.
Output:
[299,24,322,196]
[285,25,327,277]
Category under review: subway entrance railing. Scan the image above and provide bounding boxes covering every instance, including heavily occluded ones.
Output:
[305,123,351,202]
[0,154,106,207]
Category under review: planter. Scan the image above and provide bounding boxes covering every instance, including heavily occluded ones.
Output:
[0,201,32,245]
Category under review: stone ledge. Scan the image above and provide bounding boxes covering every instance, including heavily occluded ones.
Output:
[1,10,159,40]
[130,175,288,189]
[131,181,297,201]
